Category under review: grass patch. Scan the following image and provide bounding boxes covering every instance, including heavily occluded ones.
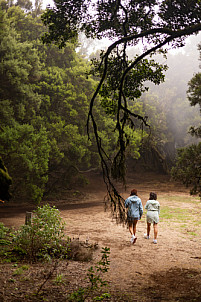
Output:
[159,203,201,237]
[187,231,197,236]
[160,195,199,204]
[53,273,65,285]
[180,224,187,229]
[160,206,190,222]
[13,265,30,276]
[194,220,201,226]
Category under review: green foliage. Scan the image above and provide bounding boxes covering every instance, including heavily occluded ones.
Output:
[13,204,67,261]
[187,55,201,138]
[1,5,116,202]
[12,264,30,276]
[0,123,50,203]
[53,273,65,285]
[171,143,201,197]
[0,6,48,203]
[0,223,15,262]
[69,247,111,302]
[0,222,9,240]
[187,72,201,108]
[16,0,32,11]
[92,53,167,114]
[7,5,44,42]
[41,6,79,48]
[0,156,12,201]
[88,48,168,183]
[42,1,201,48]
[0,12,41,122]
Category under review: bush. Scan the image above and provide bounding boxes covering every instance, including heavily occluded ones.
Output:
[13,204,67,261]
[0,222,9,239]
[171,143,201,197]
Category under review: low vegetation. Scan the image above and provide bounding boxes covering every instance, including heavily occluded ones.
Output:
[0,205,111,301]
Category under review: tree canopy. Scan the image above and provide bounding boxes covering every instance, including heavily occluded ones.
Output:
[41,0,201,221]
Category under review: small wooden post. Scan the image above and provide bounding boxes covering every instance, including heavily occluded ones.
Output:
[25,211,32,225]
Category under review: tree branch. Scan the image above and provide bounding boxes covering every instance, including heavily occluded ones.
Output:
[85,21,201,223]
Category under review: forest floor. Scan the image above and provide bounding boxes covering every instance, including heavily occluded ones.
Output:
[0,171,201,301]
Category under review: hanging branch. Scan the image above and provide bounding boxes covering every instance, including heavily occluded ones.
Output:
[85,22,201,223]
[41,1,201,223]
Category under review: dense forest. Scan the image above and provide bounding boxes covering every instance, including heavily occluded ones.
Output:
[0,0,121,203]
[0,0,201,204]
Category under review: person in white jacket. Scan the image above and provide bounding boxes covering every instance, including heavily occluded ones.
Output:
[125,189,143,244]
[144,192,160,244]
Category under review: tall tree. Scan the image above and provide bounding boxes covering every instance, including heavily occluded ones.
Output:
[0,7,51,203]
[42,0,201,222]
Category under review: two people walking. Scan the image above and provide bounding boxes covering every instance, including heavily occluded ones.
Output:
[125,189,160,244]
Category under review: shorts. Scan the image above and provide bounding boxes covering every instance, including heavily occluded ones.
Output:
[146,211,159,224]
[127,216,139,223]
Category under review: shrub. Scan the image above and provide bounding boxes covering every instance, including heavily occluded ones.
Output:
[171,143,201,197]
[0,222,9,239]
[13,204,67,261]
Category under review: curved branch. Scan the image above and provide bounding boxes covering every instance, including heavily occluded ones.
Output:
[104,23,201,60]
[88,23,201,131]
[88,23,201,135]
[86,22,201,224]
[87,54,108,135]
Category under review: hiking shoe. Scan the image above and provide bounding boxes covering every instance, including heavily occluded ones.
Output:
[144,234,150,239]
[153,239,157,244]
[133,237,137,244]
[130,235,135,244]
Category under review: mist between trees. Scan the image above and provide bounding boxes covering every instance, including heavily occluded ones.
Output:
[0,0,201,205]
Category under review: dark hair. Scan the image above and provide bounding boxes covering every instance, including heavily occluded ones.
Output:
[149,192,157,200]
[130,189,137,196]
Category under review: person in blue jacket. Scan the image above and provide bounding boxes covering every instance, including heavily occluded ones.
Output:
[125,189,143,244]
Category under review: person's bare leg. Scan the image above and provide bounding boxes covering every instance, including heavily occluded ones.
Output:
[132,220,138,243]
[133,219,138,236]
[128,222,135,243]
[128,222,133,236]
[153,223,158,240]
[147,222,151,237]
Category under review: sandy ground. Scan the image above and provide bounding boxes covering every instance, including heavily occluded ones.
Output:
[0,171,201,301]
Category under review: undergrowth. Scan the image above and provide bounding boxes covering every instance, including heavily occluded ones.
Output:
[0,205,111,301]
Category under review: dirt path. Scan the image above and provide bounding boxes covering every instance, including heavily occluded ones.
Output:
[1,172,201,301]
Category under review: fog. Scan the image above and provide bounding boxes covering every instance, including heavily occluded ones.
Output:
[42,0,54,9]
[79,32,201,167]
[83,32,201,147]
[148,34,201,144]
